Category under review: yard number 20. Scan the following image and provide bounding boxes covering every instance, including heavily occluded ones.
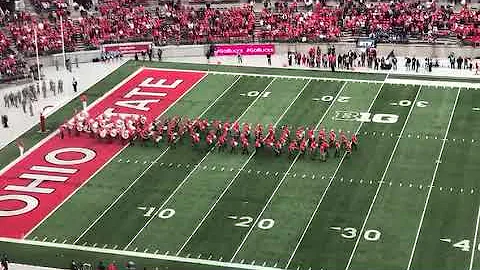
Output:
[234,216,275,230]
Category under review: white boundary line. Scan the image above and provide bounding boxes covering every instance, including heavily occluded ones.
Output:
[345,85,423,270]
[231,81,349,262]
[141,66,480,88]
[0,59,130,152]
[25,68,209,240]
[469,205,480,270]
[406,88,461,270]
[0,237,280,270]
[176,79,312,255]
[124,77,277,250]
[285,77,387,269]
[143,67,382,84]
[22,66,147,238]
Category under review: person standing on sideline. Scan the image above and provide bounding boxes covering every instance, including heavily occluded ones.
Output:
[42,80,47,98]
[237,52,242,64]
[267,53,271,66]
[58,79,63,94]
[72,77,78,92]
[157,48,162,61]
[28,100,34,116]
[80,94,88,111]
[107,261,118,270]
[16,140,24,156]
[1,254,8,270]
[97,261,106,270]
[1,115,8,128]
[21,98,27,114]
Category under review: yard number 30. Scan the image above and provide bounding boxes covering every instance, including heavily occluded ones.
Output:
[341,227,381,241]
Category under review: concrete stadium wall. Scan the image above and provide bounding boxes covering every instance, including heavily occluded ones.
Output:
[27,42,479,68]
[157,42,479,60]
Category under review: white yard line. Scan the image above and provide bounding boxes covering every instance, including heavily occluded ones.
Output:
[176,152,256,255]
[123,77,277,250]
[0,237,279,270]
[72,147,171,244]
[273,79,311,127]
[469,205,480,270]
[236,78,276,121]
[44,70,209,243]
[230,81,349,262]
[198,75,242,117]
[285,75,387,269]
[345,85,422,270]
[176,79,311,256]
[406,88,461,270]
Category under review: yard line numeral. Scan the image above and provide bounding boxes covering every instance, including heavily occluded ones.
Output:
[138,206,175,219]
[244,91,271,98]
[258,218,275,230]
[158,208,176,219]
[320,95,351,103]
[235,216,253,227]
[444,239,480,252]
[333,226,382,241]
[391,100,429,108]
[229,216,275,230]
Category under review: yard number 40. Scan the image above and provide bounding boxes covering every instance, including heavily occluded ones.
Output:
[452,239,480,252]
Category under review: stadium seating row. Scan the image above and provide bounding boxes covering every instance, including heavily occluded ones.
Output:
[6,1,478,55]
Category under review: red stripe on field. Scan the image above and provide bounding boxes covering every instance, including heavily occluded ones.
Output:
[0,68,206,238]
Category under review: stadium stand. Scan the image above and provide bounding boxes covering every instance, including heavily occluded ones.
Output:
[0,0,476,82]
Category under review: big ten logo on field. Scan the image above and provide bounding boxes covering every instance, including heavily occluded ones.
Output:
[334,111,399,124]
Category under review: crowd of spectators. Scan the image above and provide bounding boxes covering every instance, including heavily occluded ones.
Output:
[0,0,475,81]
[258,1,341,42]
[77,0,255,46]
[258,0,479,44]
[0,0,477,57]
[8,11,76,56]
[0,21,26,81]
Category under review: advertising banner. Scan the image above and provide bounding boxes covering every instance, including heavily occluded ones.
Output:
[214,44,275,56]
[102,42,152,55]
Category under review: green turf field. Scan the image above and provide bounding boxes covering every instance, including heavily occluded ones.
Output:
[2,61,480,270]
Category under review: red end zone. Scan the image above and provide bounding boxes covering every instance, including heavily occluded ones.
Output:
[0,68,206,238]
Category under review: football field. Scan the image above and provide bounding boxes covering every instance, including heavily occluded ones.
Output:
[1,61,480,270]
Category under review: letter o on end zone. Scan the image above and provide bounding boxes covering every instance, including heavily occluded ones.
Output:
[0,195,38,217]
[45,147,96,165]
